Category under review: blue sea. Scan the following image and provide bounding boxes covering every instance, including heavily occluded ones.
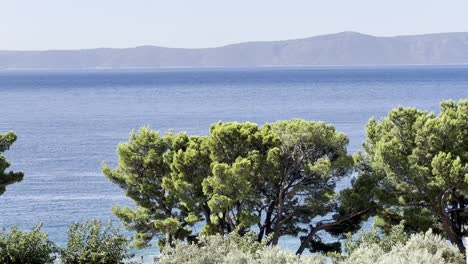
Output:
[1,66,468,260]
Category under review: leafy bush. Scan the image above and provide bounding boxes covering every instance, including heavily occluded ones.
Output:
[339,225,464,264]
[60,220,132,264]
[159,232,325,264]
[0,224,57,264]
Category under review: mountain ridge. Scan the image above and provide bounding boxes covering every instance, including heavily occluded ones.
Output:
[2,32,468,69]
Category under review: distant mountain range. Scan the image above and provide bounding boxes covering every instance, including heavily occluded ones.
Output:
[2,32,468,69]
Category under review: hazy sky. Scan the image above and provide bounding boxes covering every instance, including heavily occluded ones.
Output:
[2,0,468,50]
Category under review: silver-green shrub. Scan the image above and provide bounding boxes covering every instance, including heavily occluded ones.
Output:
[159,232,324,264]
[340,229,464,264]
[159,227,465,264]
[343,222,408,254]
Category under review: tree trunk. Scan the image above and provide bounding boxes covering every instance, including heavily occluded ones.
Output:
[203,204,211,225]
[271,186,285,245]
[296,209,370,255]
[439,189,465,253]
[440,208,465,252]
[296,227,319,255]
[265,202,275,234]
[258,202,276,242]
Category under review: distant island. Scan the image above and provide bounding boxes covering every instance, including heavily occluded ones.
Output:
[2,31,468,69]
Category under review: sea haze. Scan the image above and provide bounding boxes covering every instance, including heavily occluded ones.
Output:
[1,66,468,258]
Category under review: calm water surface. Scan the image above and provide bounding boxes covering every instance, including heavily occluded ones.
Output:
[1,66,468,259]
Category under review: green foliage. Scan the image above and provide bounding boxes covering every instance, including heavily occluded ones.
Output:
[201,121,276,235]
[339,228,464,264]
[357,99,468,251]
[0,131,23,195]
[60,220,132,264]
[103,128,192,248]
[159,233,325,264]
[336,222,408,260]
[104,120,369,253]
[0,224,57,264]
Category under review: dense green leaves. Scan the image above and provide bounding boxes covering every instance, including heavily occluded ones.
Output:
[102,128,191,248]
[358,99,468,251]
[60,220,131,264]
[267,120,355,247]
[0,224,57,264]
[0,221,131,264]
[104,120,370,254]
[0,131,23,195]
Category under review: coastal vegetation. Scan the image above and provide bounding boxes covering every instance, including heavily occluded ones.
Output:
[0,99,467,263]
[158,224,464,264]
[0,221,130,264]
[0,131,23,196]
[102,119,374,254]
[0,224,56,264]
[356,100,468,251]
[60,220,131,264]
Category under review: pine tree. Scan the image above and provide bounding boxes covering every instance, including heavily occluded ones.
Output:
[357,100,468,252]
[0,131,23,196]
[104,120,373,254]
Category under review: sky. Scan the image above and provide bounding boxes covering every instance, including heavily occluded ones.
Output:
[1,0,468,50]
